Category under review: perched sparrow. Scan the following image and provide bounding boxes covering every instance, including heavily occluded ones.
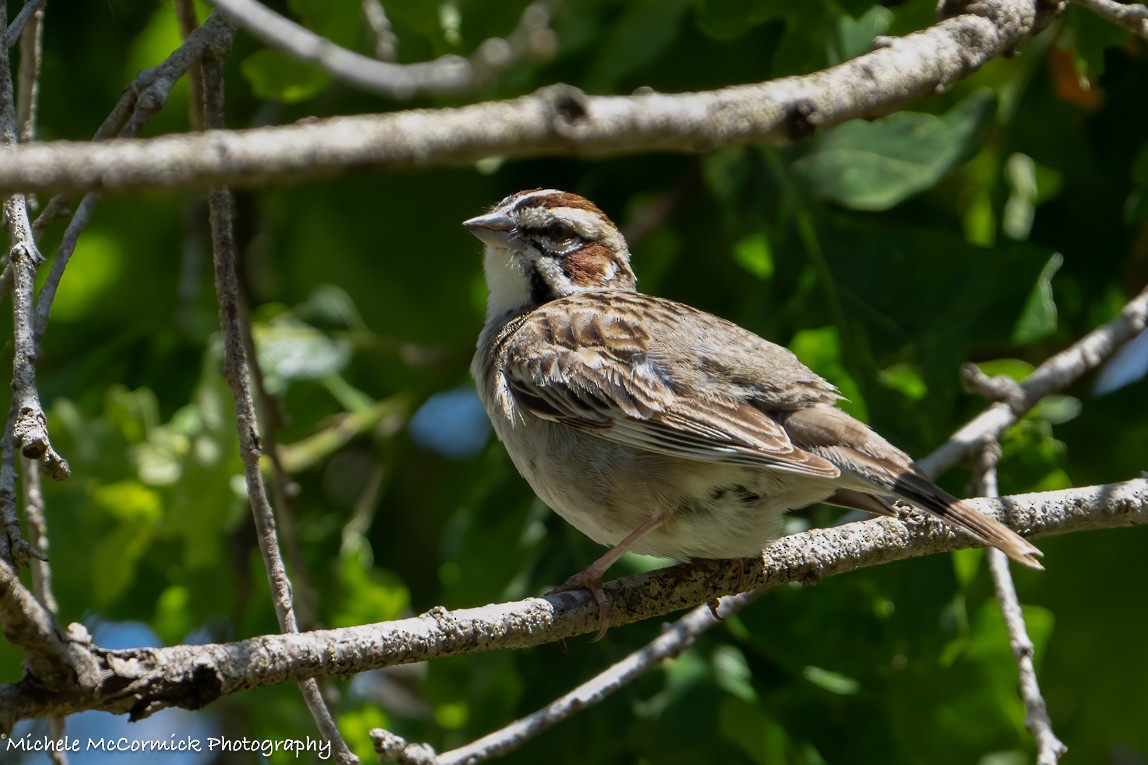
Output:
[466,189,1042,631]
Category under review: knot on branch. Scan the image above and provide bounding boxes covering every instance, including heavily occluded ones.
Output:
[13,407,72,481]
[372,729,438,764]
[960,362,1028,417]
[975,436,1003,466]
[8,241,45,268]
[2,529,48,567]
[784,99,823,141]
[539,84,590,139]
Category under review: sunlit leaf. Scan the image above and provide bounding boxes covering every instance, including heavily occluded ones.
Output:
[732,232,775,280]
[793,91,996,210]
[240,50,331,103]
[1011,253,1062,344]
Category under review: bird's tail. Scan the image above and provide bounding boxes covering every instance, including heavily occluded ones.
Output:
[892,472,1043,569]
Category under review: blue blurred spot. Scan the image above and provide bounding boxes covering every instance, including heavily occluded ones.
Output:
[1094,327,1148,395]
[8,622,219,764]
[410,386,492,459]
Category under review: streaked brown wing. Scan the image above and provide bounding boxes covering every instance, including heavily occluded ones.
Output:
[500,293,840,478]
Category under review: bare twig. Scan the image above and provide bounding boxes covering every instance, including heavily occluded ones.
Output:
[960,362,1027,415]
[208,0,558,99]
[0,557,74,689]
[361,0,398,62]
[238,287,317,631]
[1,7,69,516]
[921,283,1148,476]
[0,0,1057,195]
[201,38,357,765]
[0,478,1142,729]
[970,442,1067,764]
[31,10,238,337]
[4,195,69,482]
[2,0,45,49]
[14,2,43,143]
[175,0,206,132]
[377,589,770,765]
[20,456,55,614]
[1072,0,1148,39]
[21,456,68,763]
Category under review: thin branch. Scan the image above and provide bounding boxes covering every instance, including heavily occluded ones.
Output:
[0,478,1142,730]
[21,455,68,764]
[0,0,1058,195]
[1072,0,1148,39]
[2,0,44,49]
[361,0,399,62]
[207,0,558,99]
[5,201,69,484]
[14,1,43,143]
[920,283,1148,476]
[0,557,74,689]
[31,10,237,339]
[20,456,56,614]
[0,8,67,571]
[175,0,206,132]
[201,38,357,765]
[377,589,770,765]
[969,442,1067,764]
[236,251,317,633]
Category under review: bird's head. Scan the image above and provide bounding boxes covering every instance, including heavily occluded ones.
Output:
[465,189,637,319]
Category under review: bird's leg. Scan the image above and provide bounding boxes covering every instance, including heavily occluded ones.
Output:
[549,515,664,640]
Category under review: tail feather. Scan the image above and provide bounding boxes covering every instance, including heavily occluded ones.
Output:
[892,472,1043,569]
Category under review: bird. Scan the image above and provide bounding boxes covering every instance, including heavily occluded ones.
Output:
[465,188,1042,633]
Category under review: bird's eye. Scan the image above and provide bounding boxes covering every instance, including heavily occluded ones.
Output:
[542,221,575,240]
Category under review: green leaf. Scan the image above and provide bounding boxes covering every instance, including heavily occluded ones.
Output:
[878,362,927,401]
[1063,4,1131,80]
[693,0,792,40]
[254,318,353,393]
[332,550,411,628]
[973,359,1035,382]
[1011,253,1062,344]
[1028,394,1081,425]
[835,6,893,62]
[732,232,774,280]
[289,0,364,50]
[802,665,861,695]
[793,90,997,210]
[789,326,868,420]
[241,50,331,103]
[585,0,691,91]
[339,706,391,765]
[712,644,757,702]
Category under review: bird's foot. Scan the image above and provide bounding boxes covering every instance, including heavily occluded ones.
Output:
[548,569,612,641]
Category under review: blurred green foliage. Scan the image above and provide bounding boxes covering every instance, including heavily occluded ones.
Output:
[5,1,1148,763]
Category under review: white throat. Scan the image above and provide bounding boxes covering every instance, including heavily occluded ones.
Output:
[483,245,532,321]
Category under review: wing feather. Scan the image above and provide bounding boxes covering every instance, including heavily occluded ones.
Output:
[499,292,840,478]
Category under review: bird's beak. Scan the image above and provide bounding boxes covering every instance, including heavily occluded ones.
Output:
[463,210,518,249]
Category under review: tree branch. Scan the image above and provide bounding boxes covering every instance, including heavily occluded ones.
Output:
[2,0,44,49]
[920,282,1148,476]
[208,0,559,99]
[970,442,1067,764]
[31,10,237,337]
[0,558,74,690]
[0,478,1142,729]
[1072,0,1148,39]
[374,588,770,765]
[202,33,357,765]
[0,4,66,571]
[0,0,1058,195]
